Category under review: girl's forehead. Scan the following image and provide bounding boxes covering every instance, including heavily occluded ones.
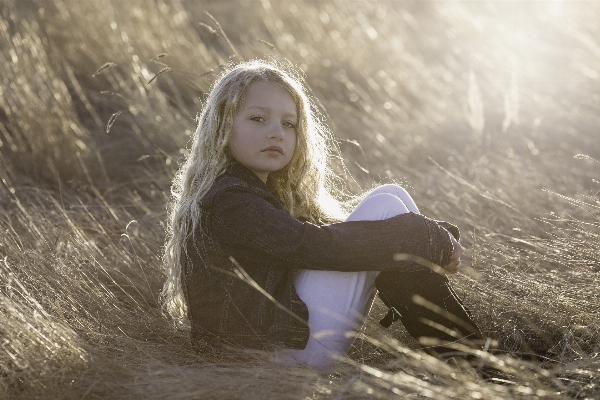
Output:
[241,81,298,113]
[245,80,293,96]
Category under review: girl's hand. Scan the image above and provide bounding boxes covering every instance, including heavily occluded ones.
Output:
[443,234,463,274]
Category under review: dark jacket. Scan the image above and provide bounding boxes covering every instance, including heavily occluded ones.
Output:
[182,160,455,351]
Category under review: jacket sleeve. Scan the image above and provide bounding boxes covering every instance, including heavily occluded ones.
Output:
[209,186,454,272]
[435,220,460,241]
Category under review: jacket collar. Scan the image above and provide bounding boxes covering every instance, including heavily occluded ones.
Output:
[225,158,271,191]
[224,159,284,209]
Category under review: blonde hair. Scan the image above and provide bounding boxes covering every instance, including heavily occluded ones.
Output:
[161,59,349,325]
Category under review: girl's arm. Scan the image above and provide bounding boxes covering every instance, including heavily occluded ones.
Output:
[208,186,454,272]
[435,220,460,241]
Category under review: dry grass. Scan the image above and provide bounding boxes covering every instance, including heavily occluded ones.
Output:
[1,0,599,398]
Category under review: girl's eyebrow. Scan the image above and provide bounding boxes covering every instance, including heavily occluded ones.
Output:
[246,105,297,118]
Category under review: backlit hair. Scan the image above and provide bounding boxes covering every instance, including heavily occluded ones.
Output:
[161,59,348,325]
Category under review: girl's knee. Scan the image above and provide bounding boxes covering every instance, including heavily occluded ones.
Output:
[347,193,409,222]
[371,184,410,198]
[363,192,405,208]
[367,184,419,214]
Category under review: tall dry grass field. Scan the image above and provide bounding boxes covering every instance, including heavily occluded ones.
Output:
[1,0,599,398]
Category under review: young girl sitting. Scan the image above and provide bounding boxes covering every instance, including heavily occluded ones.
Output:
[161,60,484,369]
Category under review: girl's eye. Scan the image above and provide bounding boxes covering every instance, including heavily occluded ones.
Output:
[250,116,265,122]
[283,121,296,129]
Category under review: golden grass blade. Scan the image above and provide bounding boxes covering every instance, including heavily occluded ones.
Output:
[92,62,117,77]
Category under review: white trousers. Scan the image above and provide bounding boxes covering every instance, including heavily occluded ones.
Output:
[274,184,420,369]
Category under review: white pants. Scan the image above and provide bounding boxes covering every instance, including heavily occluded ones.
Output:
[274,184,420,369]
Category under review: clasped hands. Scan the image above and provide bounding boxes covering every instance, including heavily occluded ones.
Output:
[442,234,463,274]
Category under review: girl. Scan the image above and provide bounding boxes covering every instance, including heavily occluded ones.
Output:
[162,60,483,369]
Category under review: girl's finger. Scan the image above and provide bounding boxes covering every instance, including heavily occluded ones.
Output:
[443,260,459,274]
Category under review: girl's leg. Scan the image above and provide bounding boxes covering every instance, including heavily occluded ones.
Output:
[277,193,410,369]
[375,270,484,358]
[369,188,484,357]
[364,184,419,214]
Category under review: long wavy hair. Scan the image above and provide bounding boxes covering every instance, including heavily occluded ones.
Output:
[161,59,350,326]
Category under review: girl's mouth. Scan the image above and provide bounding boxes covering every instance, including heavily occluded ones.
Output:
[262,146,284,155]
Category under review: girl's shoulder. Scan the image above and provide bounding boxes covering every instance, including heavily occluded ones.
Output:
[200,174,248,207]
[212,174,249,192]
[200,171,282,210]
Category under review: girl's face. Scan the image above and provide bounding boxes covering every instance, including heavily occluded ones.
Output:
[229,81,298,183]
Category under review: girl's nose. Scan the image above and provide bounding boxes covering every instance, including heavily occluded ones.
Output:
[268,122,284,140]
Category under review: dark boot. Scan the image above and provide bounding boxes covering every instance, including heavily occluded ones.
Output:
[375,270,485,359]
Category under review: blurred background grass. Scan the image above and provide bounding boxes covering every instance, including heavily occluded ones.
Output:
[1,0,599,398]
